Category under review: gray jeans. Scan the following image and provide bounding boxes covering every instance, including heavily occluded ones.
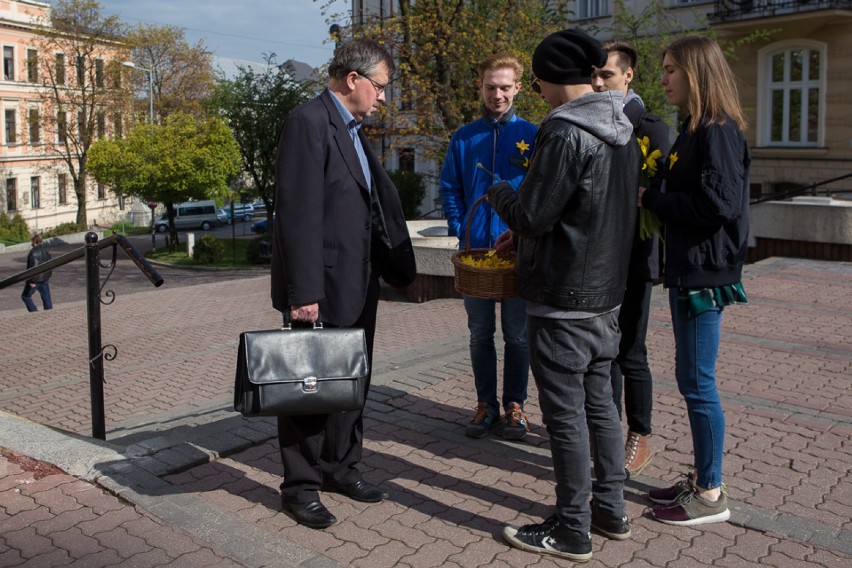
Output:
[528,310,626,534]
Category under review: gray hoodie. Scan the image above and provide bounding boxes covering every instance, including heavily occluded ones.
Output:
[543,90,634,148]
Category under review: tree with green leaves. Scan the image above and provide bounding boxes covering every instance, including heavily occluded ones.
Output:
[88,112,241,249]
[33,0,131,227]
[124,24,216,121]
[324,0,565,162]
[209,55,312,227]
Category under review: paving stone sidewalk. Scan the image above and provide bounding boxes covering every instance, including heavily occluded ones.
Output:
[0,257,850,567]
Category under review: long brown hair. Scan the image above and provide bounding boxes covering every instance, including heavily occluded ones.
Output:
[663,35,747,134]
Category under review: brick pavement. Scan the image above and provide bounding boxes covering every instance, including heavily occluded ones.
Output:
[0,256,850,567]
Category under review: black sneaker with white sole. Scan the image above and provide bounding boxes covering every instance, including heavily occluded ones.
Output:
[590,501,631,540]
[503,515,592,562]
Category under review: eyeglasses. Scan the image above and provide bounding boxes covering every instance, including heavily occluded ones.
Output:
[357,73,387,96]
[530,76,541,94]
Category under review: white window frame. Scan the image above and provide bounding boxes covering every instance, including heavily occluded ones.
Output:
[757,39,826,148]
[577,0,609,19]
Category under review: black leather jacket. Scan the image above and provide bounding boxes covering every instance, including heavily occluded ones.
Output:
[489,92,640,312]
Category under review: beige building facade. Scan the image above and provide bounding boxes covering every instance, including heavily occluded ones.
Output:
[570,0,852,199]
[1,0,129,235]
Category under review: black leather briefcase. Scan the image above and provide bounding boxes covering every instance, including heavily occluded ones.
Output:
[234,322,368,417]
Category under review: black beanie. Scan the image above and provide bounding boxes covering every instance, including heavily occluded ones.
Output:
[532,29,607,85]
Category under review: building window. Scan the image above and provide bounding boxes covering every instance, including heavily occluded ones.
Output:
[31,177,40,209]
[96,111,105,139]
[57,110,67,143]
[97,182,105,200]
[28,108,40,143]
[758,40,825,147]
[76,55,85,85]
[58,173,67,205]
[3,46,14,81]
[113,113,123,139]
[95,58,104,87]
[27,49,38,82]
[55,53,65,85]
[398,148,415,172]
[6,178,16,211]
[578,0,609,19]
[5,109,16,144]
[77,111,85,139]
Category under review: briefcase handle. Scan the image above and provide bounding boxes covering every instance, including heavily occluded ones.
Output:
[282,309,324,331]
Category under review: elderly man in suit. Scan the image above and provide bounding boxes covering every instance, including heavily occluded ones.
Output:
[270,37,416,530]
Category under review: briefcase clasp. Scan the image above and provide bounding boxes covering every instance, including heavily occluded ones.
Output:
[302,377,318,393]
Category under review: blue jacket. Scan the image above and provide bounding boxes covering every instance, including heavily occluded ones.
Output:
[439,107,537,248]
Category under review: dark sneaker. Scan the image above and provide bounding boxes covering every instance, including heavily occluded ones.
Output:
[591,501,631,540]
[503,515,592,562]
[624,431,651,478]
[499,402,530,440]
[464,402,499,438]
[648,472,696,505]
[652,489,731,526]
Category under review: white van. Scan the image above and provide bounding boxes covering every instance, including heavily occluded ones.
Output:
[154,200,221,232]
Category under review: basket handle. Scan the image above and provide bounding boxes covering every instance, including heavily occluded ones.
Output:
[463,195,490,253]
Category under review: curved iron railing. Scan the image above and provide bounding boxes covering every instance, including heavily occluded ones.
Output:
[0,231,163,440]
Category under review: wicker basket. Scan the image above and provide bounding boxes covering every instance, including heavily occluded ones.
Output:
[451,196,518,299]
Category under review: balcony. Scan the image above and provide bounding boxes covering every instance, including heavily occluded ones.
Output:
[709,0,852,23]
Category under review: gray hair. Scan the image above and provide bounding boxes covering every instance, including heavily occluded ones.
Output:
[328,38,394,81]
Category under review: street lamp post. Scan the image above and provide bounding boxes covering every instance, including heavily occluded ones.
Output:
[121,61,153,124]
[122,61,156,241]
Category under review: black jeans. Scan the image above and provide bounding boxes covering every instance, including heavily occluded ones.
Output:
[610,280,654,435]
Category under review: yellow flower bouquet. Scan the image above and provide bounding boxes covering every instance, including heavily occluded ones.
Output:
[637,136,664,242]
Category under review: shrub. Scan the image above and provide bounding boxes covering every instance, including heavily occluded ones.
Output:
[386,169,426,219]
[193,234,224,264]
[41,222,84,238]
[0,212,31,243]
[245,236,272,264]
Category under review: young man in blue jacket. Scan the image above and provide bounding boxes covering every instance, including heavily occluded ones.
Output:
[439,54,538,440]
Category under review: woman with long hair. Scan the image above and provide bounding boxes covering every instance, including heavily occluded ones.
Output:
[639,35,750,526]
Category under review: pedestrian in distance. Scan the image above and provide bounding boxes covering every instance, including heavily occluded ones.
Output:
[640,34,750,526]
[488,29,640,562]
[270,37,417,530]
[592,40,673,478]
[22,234,53,312]
[439,53,538,441]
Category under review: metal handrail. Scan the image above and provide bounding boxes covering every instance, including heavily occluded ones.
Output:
[0,232,163,440]
[750,172,852,205]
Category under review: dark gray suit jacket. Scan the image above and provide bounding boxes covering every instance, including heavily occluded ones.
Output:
[270,89,416,326]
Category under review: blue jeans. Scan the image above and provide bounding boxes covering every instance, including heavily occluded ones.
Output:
[22,282,52,312]
[669,287,725,490]
[463,295,528,410]
[528,311,626,533]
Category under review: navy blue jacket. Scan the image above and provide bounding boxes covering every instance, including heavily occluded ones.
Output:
[642,115,750,288]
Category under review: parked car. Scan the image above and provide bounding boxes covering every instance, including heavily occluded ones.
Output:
[223,203,255,223]
[216,208,229,225]
[250,218,269,234]
[153,200,221,232]
[250,199,268,216]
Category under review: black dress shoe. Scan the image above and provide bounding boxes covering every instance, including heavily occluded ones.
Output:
[283,499,336,529]
[325,480,388,503]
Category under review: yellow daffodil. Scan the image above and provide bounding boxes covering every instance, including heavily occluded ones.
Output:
[516,140,530,154]
[459,249,515,269]
[636,136,664,243]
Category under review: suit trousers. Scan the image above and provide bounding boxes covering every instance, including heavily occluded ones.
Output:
[277,273,380,504]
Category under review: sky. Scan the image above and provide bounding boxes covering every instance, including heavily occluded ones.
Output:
[46,0,351,68]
